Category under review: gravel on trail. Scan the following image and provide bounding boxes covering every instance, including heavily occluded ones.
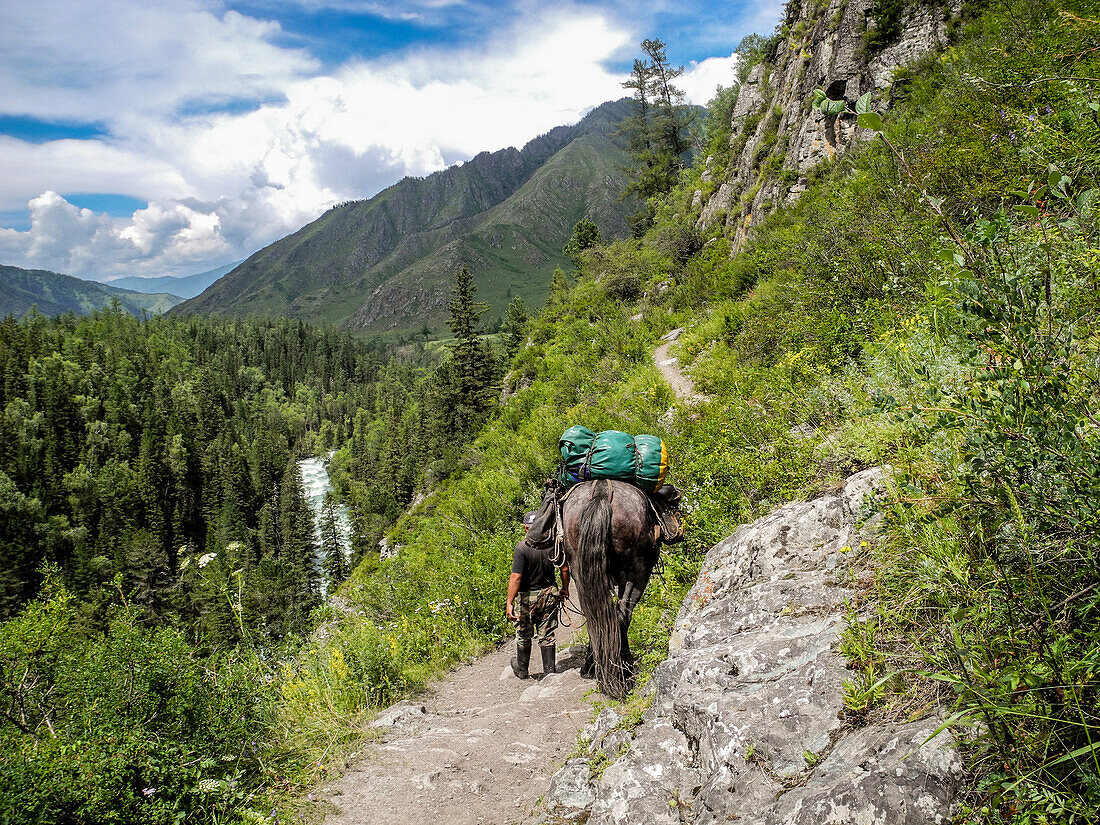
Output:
[318,601,596,825]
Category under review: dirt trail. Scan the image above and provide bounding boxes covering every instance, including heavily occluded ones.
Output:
[318,600,594,825]
[318,334,698,824]
[653,328,702,402]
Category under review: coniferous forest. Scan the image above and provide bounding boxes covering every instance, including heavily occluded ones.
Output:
[0,288,508,821]
[3,0,1100,822]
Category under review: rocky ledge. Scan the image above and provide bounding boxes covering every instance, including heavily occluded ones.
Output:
[542,468,962,824]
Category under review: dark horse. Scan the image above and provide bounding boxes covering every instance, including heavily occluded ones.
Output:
[561,479,662,700]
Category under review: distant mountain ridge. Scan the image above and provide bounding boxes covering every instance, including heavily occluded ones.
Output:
[105,261,242,299]
[0,265,183,318]
[173,99,637,333]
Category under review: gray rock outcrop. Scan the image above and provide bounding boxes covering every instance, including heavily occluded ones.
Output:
[542,468,963,824]
[696,0,960,251]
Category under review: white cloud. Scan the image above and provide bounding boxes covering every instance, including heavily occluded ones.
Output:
[681,53,740,106]
[0,137,187,213]
[0,0,317,123]
[0,191,234,278]
[1,4,634,279]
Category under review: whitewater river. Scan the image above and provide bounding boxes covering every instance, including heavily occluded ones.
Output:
[298,454,353,590]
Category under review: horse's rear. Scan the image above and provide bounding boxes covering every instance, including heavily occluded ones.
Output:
[561,479,661,699]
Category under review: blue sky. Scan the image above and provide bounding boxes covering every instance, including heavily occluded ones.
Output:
[0,0,783,280]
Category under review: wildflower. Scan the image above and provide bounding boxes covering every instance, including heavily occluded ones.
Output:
[142,787,157,797]
[1028,114,1036,122]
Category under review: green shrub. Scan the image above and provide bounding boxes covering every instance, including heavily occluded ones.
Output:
[0,579,274,824]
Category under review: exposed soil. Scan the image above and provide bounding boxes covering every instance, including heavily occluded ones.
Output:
[653,329,702,402]
[317,601,595,825]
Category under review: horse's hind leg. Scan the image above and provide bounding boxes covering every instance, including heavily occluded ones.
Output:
[580,648,596,678]
[616,576,651,682]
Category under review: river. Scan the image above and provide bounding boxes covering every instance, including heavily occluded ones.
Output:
[298,454,353,591]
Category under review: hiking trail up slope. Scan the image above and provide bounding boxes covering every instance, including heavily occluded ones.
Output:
[317,614,594,825]
[317,335,705,824]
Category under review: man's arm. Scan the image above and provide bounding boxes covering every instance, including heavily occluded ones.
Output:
[506,572,522,620]
[559,563,570,601]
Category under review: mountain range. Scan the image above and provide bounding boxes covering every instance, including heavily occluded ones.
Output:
[104,261,242,300]
[0,265,183,319]
[173,98,637,334]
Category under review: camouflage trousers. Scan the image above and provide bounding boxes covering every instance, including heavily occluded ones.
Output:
[514,587,560,648]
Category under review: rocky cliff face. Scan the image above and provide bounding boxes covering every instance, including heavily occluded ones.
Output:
[695,0,959,250]
[542,468,962,824]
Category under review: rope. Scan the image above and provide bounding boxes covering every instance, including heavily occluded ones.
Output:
[557,596,585,628]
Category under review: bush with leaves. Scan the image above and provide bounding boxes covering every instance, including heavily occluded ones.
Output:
[0,577,274,824]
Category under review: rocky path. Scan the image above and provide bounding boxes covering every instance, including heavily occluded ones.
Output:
[317,600,596,825]
[653,328,702,403]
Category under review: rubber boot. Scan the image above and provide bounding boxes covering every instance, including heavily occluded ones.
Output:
[541,645,557,675]
[511,643,531,679]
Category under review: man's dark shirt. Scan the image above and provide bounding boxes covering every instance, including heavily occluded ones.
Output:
[512,540,556,591]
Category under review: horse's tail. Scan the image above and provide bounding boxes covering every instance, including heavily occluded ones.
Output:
[575,483,629,700]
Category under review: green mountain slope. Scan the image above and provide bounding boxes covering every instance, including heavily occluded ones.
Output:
[172,99,636,334]
[0,265,183,318]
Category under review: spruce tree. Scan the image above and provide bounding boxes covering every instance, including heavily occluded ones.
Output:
[501,297,530,358]
[445,267,494,436]
[320,494,347,589]
[563,219,603,267]
[279,461,319,610]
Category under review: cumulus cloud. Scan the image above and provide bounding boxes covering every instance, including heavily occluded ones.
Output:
[0,0,784,280]
[1,2,634,279]
[681,53,740,105]
[0,191,234,278]
[0,0,317,124]
[0,137,187,213]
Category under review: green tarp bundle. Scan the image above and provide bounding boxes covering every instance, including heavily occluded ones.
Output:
[556,427,669,492]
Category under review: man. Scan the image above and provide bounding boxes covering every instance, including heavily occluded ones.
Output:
[506,510,570,679]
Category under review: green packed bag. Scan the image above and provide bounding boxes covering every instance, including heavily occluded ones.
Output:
[586,430,637,480]
[558,425,595,486]
[634,434,669,492]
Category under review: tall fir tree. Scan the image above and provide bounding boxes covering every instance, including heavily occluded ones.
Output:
[501,297,530,359]
[621,37,695,215]
[445,266,496,437]
[319,494,347,590]
[563,219,603,267]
